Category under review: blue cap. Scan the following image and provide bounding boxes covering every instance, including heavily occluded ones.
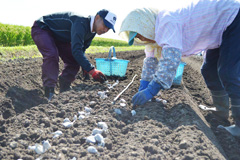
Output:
[97,9,117,32]
[128,31,137,45]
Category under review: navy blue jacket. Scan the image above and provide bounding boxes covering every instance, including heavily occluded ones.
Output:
[36,12,96,72]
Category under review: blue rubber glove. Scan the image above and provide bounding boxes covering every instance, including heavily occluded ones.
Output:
[132,80,163,106]
[138,80,150,91]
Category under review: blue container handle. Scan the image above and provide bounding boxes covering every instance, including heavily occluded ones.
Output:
[108,46,116,60]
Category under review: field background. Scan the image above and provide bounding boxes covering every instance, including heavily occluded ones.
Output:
[0,23,144,60]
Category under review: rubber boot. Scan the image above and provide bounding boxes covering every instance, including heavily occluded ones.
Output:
[59,76,72,93]
[44,87,55,101]
[211,90,229,120]
[218,105,240,137]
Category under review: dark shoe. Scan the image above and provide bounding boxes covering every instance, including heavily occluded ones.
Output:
[44,87,55,101]
[218,104,240,137]
[232,105,240,127]
[218,124,240,137]
[59,76,72,93]
[217,102,240,137]
[211,90,229,120]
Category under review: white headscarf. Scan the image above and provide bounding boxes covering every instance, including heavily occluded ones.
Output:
[119,8,162,60]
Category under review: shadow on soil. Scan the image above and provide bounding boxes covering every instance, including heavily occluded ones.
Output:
[6,86,48,114]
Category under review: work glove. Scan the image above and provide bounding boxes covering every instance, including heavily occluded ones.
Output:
[138,80,150,91]
[82,67,90,80]
[88,68,107,83]
[132,80,162,106]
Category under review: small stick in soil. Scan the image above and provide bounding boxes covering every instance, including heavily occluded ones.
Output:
[112,74,137,105]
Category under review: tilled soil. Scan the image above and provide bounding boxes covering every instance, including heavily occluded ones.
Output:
[0,50,240,160]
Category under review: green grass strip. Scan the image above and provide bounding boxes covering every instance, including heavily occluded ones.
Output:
[0,45,41,60]
[0,45,144,60]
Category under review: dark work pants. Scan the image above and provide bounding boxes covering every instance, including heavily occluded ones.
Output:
[31,22,80,87]
[201,10,240,106]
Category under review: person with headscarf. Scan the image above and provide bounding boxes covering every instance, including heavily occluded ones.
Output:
[119,0,240,137]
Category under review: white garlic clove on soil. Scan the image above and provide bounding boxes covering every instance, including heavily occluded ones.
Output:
[97,91,108,99]
[108,80,119,89]
[28,145,36,150]
[78,111,85,115]
[155,98,167,104]
[35,144,44,154]
[78,115,85,120]
[62,121,74,128]
[162,100,167,104]
[42,140,51,152]
[131,110,136,116]
[73,115,77,121]
[63,118,71,123]
[85,107,92,113]
[86,136,96,144]
[92,128,103,135]
[120,98,126,103]
[94,133,104,143]
[114,108,122,115]
[87,146,98,154]
[120,103,126,107]
[52,130,63,138]
[98,122,108,131]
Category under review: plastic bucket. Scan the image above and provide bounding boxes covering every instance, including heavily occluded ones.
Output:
[172,62,186,85]
[95,46,129,77]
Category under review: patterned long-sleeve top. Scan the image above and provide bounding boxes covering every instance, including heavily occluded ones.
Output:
[142,0,240,89]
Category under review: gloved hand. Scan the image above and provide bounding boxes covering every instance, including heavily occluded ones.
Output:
[88,68,107,83]
[132,80,162,106]
[138,80,150,91]
[82,68,90,80]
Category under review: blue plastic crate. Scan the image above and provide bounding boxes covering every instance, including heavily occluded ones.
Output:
[173,62,186,85]
[95,46,129,77]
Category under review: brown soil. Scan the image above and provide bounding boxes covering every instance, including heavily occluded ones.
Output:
[0,50,240,160]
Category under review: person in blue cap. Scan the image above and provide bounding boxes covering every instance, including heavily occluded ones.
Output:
[31,9,117,100]
[120,0,240,137]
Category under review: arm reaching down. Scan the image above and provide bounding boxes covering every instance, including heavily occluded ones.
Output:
[132,47,182,106]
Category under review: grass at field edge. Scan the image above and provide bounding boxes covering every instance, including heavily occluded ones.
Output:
[0,45,145,60]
